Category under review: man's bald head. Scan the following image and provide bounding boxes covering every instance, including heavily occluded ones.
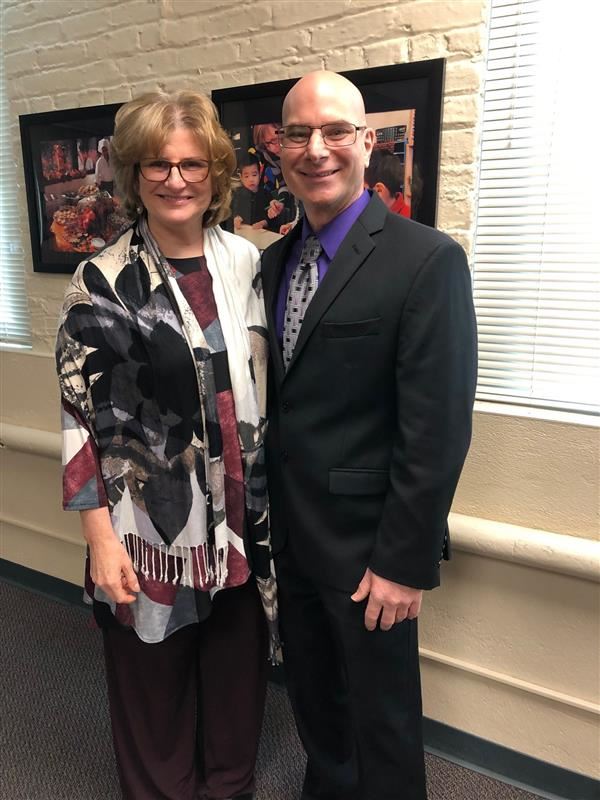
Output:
[279,70,375,230]
[282,71,367,126]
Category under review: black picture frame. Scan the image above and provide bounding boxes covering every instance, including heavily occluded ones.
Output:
[19,103,125,274]
[212,59,445,235]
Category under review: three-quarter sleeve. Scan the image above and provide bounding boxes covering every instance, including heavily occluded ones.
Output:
[56,266,108,511]
[61,398,108,511]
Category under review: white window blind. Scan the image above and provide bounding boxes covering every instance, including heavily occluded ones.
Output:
[472,0,600,415]
[0,52,31,349]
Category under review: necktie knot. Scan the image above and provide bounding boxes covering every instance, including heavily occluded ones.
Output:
[300,235,322,266]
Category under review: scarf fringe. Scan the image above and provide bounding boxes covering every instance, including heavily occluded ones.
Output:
[122,532,228,589]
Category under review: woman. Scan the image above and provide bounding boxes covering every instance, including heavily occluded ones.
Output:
[56,91,278,800]
[249,122,297,228]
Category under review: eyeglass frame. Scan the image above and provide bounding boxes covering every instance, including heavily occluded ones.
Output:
[137,158,212,183]
[276,123,367,149]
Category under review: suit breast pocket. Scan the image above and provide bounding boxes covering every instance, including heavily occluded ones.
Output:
[321,317,382,339]
[329,468,389,496]
[321,317,382,369]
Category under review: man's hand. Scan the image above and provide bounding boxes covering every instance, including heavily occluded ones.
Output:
[351,568,423,631]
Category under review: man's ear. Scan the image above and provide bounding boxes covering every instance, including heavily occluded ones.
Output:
[363,127,376,163]
[373,182,386,196]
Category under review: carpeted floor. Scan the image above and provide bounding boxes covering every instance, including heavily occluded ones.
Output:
[0,580,543,800]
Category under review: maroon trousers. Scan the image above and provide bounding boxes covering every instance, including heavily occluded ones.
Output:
[102,581,268,800]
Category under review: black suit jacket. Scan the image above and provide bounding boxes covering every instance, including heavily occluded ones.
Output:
[261,193,477,592]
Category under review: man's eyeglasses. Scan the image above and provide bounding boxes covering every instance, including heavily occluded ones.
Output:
[138,159,211,183]
[277,123,366,149]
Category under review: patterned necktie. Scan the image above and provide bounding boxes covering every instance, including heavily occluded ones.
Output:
[283,234,322,368]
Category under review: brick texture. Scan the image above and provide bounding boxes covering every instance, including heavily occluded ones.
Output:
[3,0,487,351]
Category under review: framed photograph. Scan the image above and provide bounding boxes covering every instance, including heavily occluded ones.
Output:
[19,103,130,273]
[212,59,445,249]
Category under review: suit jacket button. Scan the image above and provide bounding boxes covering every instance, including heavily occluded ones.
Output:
[280,450,289,462]
[282,401,290,412]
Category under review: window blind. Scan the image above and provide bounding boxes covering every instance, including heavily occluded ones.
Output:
[0,53,31,349]
[472,0,599,414]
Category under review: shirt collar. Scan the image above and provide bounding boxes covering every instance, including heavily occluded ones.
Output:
[300,190,371,261]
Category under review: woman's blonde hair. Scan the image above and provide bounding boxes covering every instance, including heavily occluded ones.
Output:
[111,90,236,227]
[252,122,280,153]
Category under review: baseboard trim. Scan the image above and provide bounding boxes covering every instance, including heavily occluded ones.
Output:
[423,718,599,800]
[0,558,87,607]
[2,558,598,800]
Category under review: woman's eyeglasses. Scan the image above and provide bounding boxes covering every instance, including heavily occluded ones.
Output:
[277,123,366,149]
[138,159,211,183]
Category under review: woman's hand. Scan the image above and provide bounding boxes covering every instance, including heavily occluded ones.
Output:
[234,215,243,230]
[80,508,139,604]
[252,220,268,230]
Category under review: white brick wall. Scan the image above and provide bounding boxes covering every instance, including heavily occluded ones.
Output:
[2,0,488,351]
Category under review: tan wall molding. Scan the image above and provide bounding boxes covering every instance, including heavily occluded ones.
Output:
[2,349,56,360]
[421,648,599,716]
[1,421,61,459]
[2,422,599,582]
[449,512,600,583]
[0,512,84,549]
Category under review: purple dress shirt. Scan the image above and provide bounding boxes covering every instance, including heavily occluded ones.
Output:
[275,190,371,341]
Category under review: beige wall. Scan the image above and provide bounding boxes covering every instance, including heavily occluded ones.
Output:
[1,0,598,779]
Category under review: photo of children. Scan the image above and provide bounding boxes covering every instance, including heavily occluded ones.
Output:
[227,121,299,249]
[231,154,277,232]
[364,149,410,218]
[248,122,297,228]
[226,109,416,248]
[364,108,415,218]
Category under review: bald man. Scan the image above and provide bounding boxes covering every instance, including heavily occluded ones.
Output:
[261,71,477,800]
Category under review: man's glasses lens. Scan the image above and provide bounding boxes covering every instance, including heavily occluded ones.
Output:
[278,124,360,148]
[139,159,210,182]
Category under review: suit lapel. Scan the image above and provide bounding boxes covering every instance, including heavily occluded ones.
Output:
[284,195,387,376]
[263,227,300,386]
